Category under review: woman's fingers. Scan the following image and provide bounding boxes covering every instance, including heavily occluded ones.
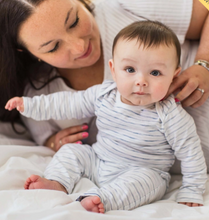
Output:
[178,66,209,107]
[55,132,88,151]
[175,78,198,101]
[166,73,186,97]
[175,78,199,107]
[54,124,89,151]
[61,131,89,146]
[181,89,208,108]
[56,124,88,140]
[167,65,209,107]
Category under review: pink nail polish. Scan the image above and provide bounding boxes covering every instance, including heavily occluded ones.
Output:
[82,125,88,130]
[82,132,89,138]
[76,141,82,144]
[175,98,180,102]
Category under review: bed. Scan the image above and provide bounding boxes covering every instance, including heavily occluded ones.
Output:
[1,123,209,220]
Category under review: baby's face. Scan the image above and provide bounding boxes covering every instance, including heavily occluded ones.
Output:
[109,38,181,106]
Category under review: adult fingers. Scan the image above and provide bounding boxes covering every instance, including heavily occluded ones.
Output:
[182,90,208,108]
[56,124,88,140]
[166,74,186,98]
[168,65,209,107]
[61,131,89,146]
[54,124,89,150]
[178,67,209,107]
[55,132,88,151]
[175,78,199,104]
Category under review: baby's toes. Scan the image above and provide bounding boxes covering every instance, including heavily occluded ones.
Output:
[98,202,104,213]
[24,179,30,189]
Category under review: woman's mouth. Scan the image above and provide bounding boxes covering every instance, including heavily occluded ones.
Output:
[77,41,92,59]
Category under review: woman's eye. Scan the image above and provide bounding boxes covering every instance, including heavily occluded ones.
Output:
[48,42,59,53]
[70,16,79,29]
[126,67,135,73]
[150,70,160,76]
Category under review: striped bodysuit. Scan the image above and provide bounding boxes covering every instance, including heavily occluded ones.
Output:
[22,80,207,211]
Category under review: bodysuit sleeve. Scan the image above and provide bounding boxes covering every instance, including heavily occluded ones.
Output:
[156,96,207,204]
[21,84,102,121]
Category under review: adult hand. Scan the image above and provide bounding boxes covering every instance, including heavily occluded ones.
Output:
[166,65,209,108]
[45,124,89,151]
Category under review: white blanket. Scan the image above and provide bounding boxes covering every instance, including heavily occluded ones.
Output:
[1,144,209,220]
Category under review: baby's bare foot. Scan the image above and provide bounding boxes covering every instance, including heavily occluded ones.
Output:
[80,196,104,213]
[24,174,67,193]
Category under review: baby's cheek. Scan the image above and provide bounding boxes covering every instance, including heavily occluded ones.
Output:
[117,82,129,95]
[153,85,169,100]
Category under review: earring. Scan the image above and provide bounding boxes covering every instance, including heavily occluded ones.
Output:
[38,58,41,62]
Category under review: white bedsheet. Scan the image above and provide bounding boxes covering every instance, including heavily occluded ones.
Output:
[1,144,209,220]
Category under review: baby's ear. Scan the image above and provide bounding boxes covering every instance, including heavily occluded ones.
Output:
[174,66,181,78]
[109,59,116,81]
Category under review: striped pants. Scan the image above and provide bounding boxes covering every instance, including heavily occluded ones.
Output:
[44,144,168,211]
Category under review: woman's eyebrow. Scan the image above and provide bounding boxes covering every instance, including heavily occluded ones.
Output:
[65,8,73,26]
[39,40,54,49]
[39,8,73,50]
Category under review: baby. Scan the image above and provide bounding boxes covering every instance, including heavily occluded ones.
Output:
[5,21,207,213]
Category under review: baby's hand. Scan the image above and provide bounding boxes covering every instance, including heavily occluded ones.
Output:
[178,202,203,207]
[5,97,24,112]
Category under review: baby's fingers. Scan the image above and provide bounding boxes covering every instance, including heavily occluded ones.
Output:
[5,100,16,111]
[178,202,203,207]
[17,105,24,112]
[5,97,24,112]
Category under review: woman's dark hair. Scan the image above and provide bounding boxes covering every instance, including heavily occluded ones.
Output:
[0,0,93,128]
[112,20,181,68]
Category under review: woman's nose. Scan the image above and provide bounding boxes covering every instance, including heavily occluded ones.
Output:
[68,38,85,55]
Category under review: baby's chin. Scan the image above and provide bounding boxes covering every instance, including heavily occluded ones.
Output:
[132,98,162,106]
[129,100,154,106]
[121,95,161,106]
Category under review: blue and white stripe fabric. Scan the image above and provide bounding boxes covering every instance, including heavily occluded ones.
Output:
[22,80,207,211]
[44,143,168,211]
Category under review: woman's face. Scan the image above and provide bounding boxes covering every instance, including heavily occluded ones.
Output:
[18,0,101,69]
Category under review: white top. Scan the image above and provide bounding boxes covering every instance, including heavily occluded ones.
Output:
[22,80,207,204]
[22,0,195,146]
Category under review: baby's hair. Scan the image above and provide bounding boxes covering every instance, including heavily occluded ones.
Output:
[112,20,181,68]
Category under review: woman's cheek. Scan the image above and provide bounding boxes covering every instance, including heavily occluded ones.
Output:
[82,18,92,36]
[48,53,70,68]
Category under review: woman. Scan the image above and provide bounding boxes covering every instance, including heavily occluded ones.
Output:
[0,0,209,163]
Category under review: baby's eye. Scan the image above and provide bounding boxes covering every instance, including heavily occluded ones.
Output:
[150,70,161,76]
[126,67,135,73]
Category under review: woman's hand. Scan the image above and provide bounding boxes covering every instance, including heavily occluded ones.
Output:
[45,124,89,151]
[167,65,209,108]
